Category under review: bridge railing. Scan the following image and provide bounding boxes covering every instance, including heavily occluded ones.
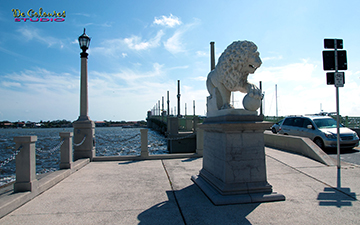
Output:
[147,115,204,133]
[0,133,74,192]
[1,129,203,192]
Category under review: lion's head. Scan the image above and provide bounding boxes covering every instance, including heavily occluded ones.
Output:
[216,40,262,91]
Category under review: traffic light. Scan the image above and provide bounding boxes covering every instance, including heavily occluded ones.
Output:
[322,50,347,70]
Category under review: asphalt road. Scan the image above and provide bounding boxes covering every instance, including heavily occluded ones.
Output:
[326,147,360,166]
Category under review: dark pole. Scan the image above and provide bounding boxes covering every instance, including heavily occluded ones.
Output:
[167,91,170,116]
[210,41,215,71]
[177,80,181,117]
[259,81,263,115]
[162,96,164,121]
[185,103,187,116]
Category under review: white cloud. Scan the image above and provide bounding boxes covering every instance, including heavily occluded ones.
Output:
[192,76,207,81]
[2,68,78,94]
[153,14,182,27]
[246,59,360,117]
[254,59,317,83]
[72,12,91,17]
[92,30,165,57]
[1,81,21,88]
[262,55,283,62]
[0,68,79,121]
[124,30,164,50]
[196,51,208,57]
[164,30,185,54]
[17,28,64,48]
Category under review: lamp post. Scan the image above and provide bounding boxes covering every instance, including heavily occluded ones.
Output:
[73,28,95,161]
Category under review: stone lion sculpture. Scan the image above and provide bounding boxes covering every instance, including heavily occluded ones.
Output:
[206,40,262,114]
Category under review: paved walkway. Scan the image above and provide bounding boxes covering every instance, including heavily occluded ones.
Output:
[0,147,359,224]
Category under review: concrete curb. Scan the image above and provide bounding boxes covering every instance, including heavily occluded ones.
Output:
[0,158,90,219]
[264,131,336,166]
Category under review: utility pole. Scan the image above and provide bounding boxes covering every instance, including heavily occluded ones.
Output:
[275,84,278,117]
[177,80,181,117]
[162,96,164,121]
[210,41,215,70]
[167,91,170,116]
[158,100,160,116]
[259,81,263,115]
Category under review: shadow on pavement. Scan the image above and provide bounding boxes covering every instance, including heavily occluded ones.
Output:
[138,184,260,225]
[118,161,139,165]
[317,187,357,207]
[317,168,357,207]
[325,147,359,155]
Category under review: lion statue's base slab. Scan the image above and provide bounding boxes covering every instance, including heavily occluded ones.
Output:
[206,40,262,117]
[207,109,257,117]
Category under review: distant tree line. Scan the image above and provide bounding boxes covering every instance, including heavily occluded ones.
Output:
[0,120,147,128]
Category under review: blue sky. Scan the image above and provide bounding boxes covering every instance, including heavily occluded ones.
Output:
[1,0,359,122]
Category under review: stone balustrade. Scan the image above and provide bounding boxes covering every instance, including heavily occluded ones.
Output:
[13,132,74,192]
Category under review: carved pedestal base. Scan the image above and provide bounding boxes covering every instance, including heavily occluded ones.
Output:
[192,115,285,205]
[73,119,95,161]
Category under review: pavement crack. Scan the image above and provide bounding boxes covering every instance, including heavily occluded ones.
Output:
[266,154,358,201]
[161,160,187,225]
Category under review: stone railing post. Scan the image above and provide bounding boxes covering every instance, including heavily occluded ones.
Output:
[167,117,179,137]
[13,136,38,192]
[196,128,204,156]
[140,129,148,158]
[193,117,199,132]
[185,118,193,131]
[60,132,73,169]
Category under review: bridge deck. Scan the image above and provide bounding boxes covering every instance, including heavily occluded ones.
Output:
[1,147,359,224]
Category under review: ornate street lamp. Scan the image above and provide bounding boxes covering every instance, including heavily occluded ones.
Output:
[78,28,90,54]
[73,28,95,161]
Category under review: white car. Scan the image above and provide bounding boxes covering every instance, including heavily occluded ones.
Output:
[279,115,359,149]
[271,119,283,134]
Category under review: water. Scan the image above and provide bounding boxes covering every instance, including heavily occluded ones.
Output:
[0,127,167,187]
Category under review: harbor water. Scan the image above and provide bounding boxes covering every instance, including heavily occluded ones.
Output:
[0,127,167,187]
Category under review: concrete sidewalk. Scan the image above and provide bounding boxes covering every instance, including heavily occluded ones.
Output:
[0,147,359,224]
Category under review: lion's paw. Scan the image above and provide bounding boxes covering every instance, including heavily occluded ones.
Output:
[220,104,234,110]
[247,84,262,100]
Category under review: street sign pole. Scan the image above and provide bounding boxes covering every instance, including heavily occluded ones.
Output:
[334,39,341,169]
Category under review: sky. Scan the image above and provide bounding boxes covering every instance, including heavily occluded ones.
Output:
[0,0,360,122]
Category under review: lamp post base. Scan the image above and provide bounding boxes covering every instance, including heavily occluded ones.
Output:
[73,119,95,161]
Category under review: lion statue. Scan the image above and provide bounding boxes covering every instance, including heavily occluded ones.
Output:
[206,40,262,113]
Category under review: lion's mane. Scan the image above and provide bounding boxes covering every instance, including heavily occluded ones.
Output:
[215,41,259,91]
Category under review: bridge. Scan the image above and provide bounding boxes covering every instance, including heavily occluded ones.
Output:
[1,113,360,223]
[1,141,359,224]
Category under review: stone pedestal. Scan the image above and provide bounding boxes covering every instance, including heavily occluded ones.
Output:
[73,120,95,161]
[192,115,285,205]
[185,118,193,131]
[167,117,179,136]
[60,132,73,169]
[14,136,38,192]
[140,129,149,158]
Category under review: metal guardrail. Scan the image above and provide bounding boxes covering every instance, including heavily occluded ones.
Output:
[0,145,23,168]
